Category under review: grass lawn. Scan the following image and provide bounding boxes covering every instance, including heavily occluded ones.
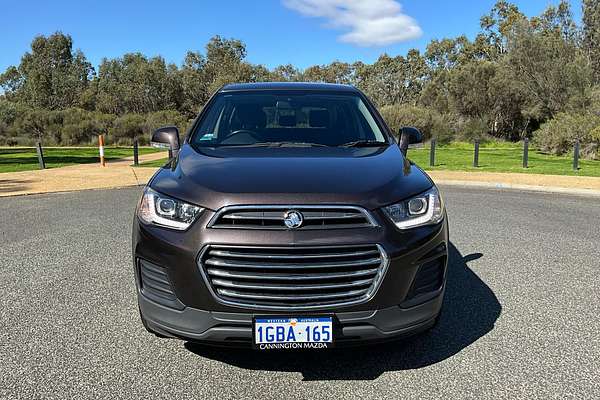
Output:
[136,142,600,177]
[0,146,160,173]
[408,142,600,177]
[137,158,171,168]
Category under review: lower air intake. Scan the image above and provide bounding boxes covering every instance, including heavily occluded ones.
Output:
[138,259,183,310]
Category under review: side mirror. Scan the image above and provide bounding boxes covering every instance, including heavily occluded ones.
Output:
[398,126,423,156]
[151,126,180,158]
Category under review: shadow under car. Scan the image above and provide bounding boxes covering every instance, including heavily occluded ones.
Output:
[184,242,501,381]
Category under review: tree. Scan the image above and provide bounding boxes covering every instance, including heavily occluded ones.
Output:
[583,0,600,82]
[202,35,254,94]
[95,53,182,114]
[10,107,62,143]
[356,50,427,106]
[271,64,302,81]
[179,51,209,117]
[504,18,592,120]
[301,61,356,84]
[2,1,600,151]
[479,0,526,57]
[0,32,93,110]
[532,0,579,43]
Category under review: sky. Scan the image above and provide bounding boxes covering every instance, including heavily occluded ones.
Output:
[0,0,584,73]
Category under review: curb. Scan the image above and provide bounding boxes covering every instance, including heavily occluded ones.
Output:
[435,179,600,197]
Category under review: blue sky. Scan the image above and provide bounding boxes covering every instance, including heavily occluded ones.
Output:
[0,0,583,72]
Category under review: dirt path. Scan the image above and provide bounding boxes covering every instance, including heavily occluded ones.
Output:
[428,171,600,196]
[0,151,166,197]
[1,154,599,197]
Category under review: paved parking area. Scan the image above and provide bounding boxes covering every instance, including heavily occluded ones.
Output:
[1,186,599,399]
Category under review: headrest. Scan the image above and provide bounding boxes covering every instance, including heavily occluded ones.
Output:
[278,114,296,127]
[236,104,266,129]
[309,109,329,128]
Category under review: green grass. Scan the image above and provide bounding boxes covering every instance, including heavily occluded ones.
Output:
[408,142,600,177]
[0,146,160,173]
[137,158,171,168]
[135,142,600,177]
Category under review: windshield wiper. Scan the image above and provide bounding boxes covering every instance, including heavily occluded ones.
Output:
[338,140,388,147]
[267,141,330,147]
[213,141,330,148]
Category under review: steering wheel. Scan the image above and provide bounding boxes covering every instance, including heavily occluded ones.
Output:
[222,129,261,142]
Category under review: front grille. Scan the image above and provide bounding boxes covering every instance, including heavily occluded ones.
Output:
[198,245,388,310]
[207,206,376,230]
[138,259,183,310]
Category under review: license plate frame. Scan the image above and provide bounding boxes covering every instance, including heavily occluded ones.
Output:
[252,316,335,350]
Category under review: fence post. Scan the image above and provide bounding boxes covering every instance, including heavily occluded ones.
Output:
[429,138,436,167]
[573,140,580,171]
[523,138,529,168]
[35,142,45,170]
[473,139,480,168]
[98,134,106,167]
[133,139,139,166]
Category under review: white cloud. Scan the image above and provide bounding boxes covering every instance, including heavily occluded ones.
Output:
[282,0,422,47]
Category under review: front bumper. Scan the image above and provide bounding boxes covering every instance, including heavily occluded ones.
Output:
[139,286,444,345]
[133,205,448,346]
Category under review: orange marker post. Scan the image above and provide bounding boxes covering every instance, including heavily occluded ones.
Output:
[99,134,106,167]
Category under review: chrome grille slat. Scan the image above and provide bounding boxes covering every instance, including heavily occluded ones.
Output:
[208,249,380,259]
[221,212,284,220]
[211,278,373,291]
[216,288,370,301]
[206,268,380,281]
[302,213,363,220]
[204,257,382,270]
[198,244,388,310]
[208,205,376,230]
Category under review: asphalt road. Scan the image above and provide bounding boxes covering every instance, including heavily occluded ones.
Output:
[1,186,599,399]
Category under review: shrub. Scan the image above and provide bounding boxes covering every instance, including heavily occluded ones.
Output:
[109,111,189,145]
[109,114,146,145]
[7,107,63,145]
[533,112,600,159]
[144,110,189,134]
[0,99,18,129]
[59,108,115,145]
[379,104,455,142]
[453,116,490,142]
[143,110,190,144]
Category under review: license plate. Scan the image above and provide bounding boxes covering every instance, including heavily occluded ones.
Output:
[254,317,333,350]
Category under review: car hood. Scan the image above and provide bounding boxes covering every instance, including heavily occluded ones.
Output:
[150,144,433,211]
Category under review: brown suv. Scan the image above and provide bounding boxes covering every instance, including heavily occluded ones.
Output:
[133,82,448,349]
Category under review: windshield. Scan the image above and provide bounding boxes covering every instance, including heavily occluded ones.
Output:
[190,91,387,147]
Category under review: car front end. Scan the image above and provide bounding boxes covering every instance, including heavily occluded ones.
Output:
[133,83,448,349]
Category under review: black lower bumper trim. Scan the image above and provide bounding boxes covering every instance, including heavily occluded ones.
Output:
[138,287,444,346]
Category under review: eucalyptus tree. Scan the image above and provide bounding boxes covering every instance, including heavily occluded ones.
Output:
[0,32,93,110]
[583,0,600,82]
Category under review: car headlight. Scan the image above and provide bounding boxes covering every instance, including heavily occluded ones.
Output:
[137,188,203,230]
[383,186,444,230]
